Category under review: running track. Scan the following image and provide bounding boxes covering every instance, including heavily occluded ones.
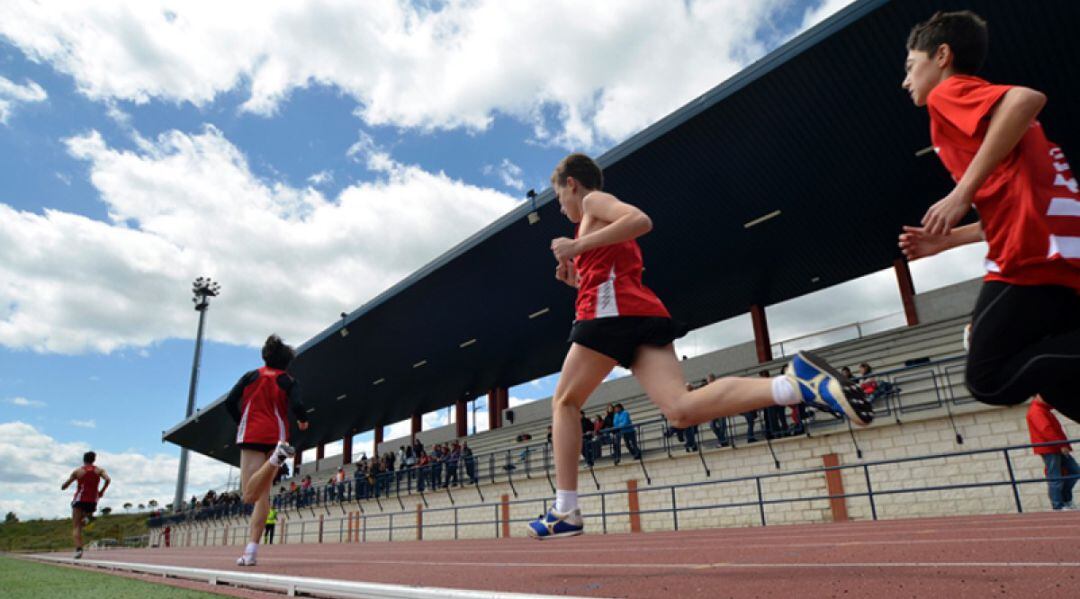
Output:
[37,512,1080,598]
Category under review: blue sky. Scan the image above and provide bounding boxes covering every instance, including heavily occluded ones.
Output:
[0,0,990,518]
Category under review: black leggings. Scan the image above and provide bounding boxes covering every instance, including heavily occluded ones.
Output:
[965,281,1080,422]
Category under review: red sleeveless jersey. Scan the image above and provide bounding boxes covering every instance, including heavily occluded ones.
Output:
[928,75,1080,291]
[574,230,669,321]
[235,367,290,446]
[73,465,100,503]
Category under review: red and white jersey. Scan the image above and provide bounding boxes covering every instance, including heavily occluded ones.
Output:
[928,75,1080,292]
[574,230,670,321]
[73,465,100,503]
[235,367,291,446]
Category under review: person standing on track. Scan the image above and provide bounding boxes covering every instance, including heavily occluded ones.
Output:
[61,451,110,559]
[226,334,309,566]
[527,153,872,539]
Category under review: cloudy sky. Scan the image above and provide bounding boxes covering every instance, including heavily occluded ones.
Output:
[0,0,989,520]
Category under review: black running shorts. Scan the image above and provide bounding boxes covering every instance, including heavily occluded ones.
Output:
[71,501,97,513]
[569,317,688,368]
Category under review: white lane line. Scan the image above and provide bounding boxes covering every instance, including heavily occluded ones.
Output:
[26,555,596,599]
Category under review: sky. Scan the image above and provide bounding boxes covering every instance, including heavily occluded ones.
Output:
[0,0,989,520]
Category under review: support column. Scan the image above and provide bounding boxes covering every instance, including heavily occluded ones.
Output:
[342,434,352,465]
[455,399,468,438]
[293,450,302,472]
[316,443,325,461]
[893,257,919,326]
[411,413,422,441]
[374,425,383,455]
[488,389,502,430]
[750,304,773,363]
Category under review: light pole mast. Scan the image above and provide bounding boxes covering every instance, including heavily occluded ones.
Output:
[173,276,220,512]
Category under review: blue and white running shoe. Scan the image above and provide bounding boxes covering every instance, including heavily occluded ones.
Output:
[526,507,584,539]
[788,351,873,427]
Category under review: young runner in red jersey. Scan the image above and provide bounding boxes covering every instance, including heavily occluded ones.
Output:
[898,11,1080,422]
[61,451,110,559]
[527,153,872,539]
[225,334,309,566]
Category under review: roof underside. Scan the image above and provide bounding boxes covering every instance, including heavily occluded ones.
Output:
[166,0,1080,466]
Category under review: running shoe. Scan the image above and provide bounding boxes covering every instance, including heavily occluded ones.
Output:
[526,507,584,540]
[271,441,296,466]
[236,553,257,566]
[788,351,874,427]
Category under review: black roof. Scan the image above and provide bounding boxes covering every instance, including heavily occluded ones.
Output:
[165,0,1080,465]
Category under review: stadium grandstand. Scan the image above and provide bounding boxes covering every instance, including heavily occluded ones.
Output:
[34,0,1080,597]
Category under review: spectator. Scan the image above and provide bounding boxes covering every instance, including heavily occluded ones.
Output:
[580,410,595,466]
[602,404,617,455]
[431,445,445,488]
[546,425,553,446]
[841,366,854,379]
[445,441,462,487]
[612,403,641,462]
[416,450,430,492]
[1028,396,1079,511]
[592,415,606,459]
[463,443,477,484]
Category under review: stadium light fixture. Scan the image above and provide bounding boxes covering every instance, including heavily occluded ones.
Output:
[336,394,347,401]
[526,189,540,225]
[915,145,936,157]
[459,338,477,348]
[339,312,349,338]
[372,378,386,386]
[528,307,550,319]
[174,276,220,513]
[413,360,427,368]
[743,210,782,229]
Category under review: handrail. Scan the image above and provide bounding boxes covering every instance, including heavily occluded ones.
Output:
[158,353,977,527]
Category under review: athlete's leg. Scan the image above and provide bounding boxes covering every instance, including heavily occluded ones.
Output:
[239,449,273,546]
[632,344,775,428]
[71,506,85,551]
[966,283,1080,422]
[552,344,617,492]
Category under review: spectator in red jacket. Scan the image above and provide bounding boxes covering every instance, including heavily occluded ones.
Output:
[1027,396,1078,510]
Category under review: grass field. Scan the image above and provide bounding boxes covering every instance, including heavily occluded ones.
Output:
[0,554,228,598]
[0,513,149,553]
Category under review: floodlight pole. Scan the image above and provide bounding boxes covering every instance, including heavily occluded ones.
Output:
[173,277,219,513]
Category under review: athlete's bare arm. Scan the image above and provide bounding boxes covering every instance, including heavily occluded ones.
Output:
[61,468,80,491]
[922,87,1047,235]
[551,192,652,262]
[899,222,984,260]
[98,468,111,497]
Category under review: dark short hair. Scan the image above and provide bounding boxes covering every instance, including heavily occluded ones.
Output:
[83,451,96,464]
[552,153,603,191]
[907,11,988,75]
[758,370,770,377]
[262,334,296,370]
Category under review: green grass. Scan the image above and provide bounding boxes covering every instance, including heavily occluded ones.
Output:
[0,513,148,553]
[0,554,228,598]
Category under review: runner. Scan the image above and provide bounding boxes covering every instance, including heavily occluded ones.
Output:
[527,153,871,539]
[60,451,110,559]
[225,334,309,565]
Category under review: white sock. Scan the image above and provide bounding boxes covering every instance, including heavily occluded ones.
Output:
[555,489,578,513]
[245,541,258,556]
[268,448,283,467]
[771,376,801,406]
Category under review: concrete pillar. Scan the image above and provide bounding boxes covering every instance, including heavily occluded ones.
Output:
[455,399,468,437]
[894,257,919,326]
[750,304,773,363]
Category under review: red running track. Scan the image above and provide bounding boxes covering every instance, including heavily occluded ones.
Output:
[42,512,1080,598]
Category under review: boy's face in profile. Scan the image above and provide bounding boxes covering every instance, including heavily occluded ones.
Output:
[902,47,945,107]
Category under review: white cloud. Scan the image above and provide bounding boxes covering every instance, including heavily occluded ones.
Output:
[0,421,231,519]
[307,170,333,186]
[482,159,525,191]
[70,419,96,428]
[800,0,858,31]
[0,125,517,354]
[0,75,46,124]
[4,396,46,408]
[0,1,807,147]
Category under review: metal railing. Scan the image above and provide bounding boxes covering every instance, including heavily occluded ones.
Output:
[162,437,1078,547]
[152,354,979,529]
